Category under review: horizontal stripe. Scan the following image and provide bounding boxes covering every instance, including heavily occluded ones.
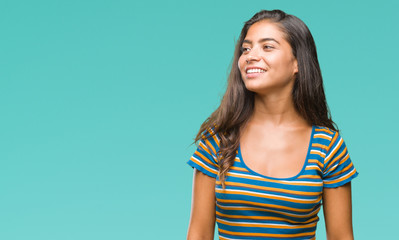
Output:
[310,149,326,158]
[297,174,321,180]
[313,133,332,140]
[216,217,318,229]
[229,166,247,171]
[216,180,322,196]
[217,203,321,218]
[227,172,323,186]
[217,199,316,213]
[215,188,322,204]
[216,210,319,224]
[308,158,324,169]
[187,125,358,239]
[218,228,315,238]
[315,127,334,135]
[311,143,329,150]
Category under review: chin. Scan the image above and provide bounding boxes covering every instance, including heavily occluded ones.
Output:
[244,82,268,93]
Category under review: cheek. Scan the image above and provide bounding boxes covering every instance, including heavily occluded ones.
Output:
[238,57,245,71]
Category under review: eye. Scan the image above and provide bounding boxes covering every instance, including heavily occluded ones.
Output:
[263,45,274,50]
[240,47,251,53]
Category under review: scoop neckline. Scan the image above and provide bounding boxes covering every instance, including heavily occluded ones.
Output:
[238,125,315,181]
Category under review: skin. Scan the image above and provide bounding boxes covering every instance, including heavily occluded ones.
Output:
[187,20,354,240]
[323,182,354,240]
[187,169,216,240]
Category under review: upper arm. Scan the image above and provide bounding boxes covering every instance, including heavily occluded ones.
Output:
[322,182,354,240]
[321,131,358,239]
[187,169,216,240]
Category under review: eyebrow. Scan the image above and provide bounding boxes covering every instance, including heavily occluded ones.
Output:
[242,38,280,45]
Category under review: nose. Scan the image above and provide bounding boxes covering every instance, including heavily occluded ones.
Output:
[246,49,261,63]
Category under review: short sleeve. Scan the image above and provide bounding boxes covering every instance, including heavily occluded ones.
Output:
[322,132,359,188]
[187,136,219,179]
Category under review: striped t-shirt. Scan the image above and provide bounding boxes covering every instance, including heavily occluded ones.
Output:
[187,125,358,240]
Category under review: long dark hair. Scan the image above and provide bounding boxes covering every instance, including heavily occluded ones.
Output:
[195,9,337,189]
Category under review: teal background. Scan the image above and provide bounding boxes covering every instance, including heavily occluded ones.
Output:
[1,0,398,239]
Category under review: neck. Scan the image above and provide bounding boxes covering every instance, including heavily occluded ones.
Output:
[250,92,308,128]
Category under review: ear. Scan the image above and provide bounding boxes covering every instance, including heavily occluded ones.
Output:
[293,59,298,74]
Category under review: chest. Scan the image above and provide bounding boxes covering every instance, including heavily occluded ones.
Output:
[213,126,328,238]
[214,139,324,217]
[240,126,313,178]
[214,154,324,220]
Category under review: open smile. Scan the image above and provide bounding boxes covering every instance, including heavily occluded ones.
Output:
[246,68,266,73]
[245,67,267,78]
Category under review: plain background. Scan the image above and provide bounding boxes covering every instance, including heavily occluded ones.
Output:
[1,0,398,239]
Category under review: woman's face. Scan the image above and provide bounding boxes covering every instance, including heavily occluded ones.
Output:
[238,20,298,96]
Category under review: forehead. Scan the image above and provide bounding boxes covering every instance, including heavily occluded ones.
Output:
[244,20,287,43]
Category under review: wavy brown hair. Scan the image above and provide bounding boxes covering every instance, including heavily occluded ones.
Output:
[195,9,338,189]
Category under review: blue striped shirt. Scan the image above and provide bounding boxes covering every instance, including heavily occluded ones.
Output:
[187,126,358,239]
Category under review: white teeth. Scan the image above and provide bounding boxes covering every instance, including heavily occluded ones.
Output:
[247,68,266,73]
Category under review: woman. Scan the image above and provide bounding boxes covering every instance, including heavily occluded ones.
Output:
[187,10,358,240]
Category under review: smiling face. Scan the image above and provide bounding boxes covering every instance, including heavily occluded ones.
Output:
[238,20,298,96]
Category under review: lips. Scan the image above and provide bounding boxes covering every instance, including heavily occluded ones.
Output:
[244,67,267,78]
[245,67,267,74]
